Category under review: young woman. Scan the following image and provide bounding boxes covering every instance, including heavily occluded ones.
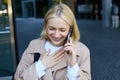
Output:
[14,2,91,80]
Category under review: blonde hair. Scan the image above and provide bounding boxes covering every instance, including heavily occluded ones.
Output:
[41,3,80,43]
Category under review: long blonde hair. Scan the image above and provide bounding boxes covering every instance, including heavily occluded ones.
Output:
[41,3,80,43]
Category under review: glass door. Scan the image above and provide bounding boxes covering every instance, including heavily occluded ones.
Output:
[0,0,17,77]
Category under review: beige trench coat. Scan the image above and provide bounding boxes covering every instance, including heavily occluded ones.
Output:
[14,38,91,80]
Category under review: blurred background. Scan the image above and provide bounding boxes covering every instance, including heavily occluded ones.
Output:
[0,0,120,80]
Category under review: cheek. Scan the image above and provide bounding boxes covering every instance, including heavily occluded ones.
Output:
[46,29,53,35]
[62,32,68,38]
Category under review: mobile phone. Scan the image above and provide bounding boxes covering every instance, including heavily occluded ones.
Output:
[66,26,73,43]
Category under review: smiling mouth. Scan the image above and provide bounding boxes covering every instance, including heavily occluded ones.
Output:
[53,39,61,42]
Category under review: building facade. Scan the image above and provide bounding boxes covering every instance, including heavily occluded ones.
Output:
[0,0,17,77]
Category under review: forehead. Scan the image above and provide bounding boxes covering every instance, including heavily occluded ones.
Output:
[46,17,69,28]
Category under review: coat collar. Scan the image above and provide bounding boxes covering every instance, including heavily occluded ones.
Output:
[43,53,68,80]
[32,38,80,56]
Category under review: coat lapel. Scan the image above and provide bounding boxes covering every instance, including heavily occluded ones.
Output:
[43,53,68,80]
[43,68,54,80]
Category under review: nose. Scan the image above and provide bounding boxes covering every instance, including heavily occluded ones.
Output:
[54,30,60,37]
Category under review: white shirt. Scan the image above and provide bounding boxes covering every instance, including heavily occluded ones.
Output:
[35,40,80,80]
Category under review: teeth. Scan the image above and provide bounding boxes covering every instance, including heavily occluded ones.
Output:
[54,39,60,41]
[54,40,59,41]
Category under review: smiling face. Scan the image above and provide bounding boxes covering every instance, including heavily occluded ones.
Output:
[46,17,70,46]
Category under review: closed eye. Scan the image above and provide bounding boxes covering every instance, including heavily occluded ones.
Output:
[60,29,66,32]
[60,28,67,32]
[49,27,55,30]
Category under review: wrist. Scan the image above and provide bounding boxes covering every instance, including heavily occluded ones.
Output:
[71,56,77,66]
[41,59,48,68]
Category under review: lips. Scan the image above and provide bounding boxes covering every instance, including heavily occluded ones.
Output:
[52,38,61,42]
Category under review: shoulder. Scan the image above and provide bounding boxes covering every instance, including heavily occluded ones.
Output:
[75,41,89,52]
[27,38,46,49]
[25,38,46,53]
[29,38,45,45]
[75,41,90,56]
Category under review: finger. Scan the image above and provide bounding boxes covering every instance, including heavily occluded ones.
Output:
[51,54,64,67]
[64,43,73,47]
[54,56,63,65]
[52,48,64,56]
[64,45,72,50]
[64,46,72,54]
[53,49,64,58]
[54,52,64,61]
[56,58,63,64]
[70,37,72,43]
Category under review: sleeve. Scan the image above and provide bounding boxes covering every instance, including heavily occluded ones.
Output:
[14,40,43,80]
[67,64,80,80]
[35,60,46,78]
[64,44,91,80]
[76,48,91,80]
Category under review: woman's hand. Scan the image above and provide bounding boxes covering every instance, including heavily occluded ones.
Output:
[64,38,77,66]
[41,48,64,68]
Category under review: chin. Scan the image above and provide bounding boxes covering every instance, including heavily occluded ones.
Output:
[52,41,64,46]
[52,42,62,46]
